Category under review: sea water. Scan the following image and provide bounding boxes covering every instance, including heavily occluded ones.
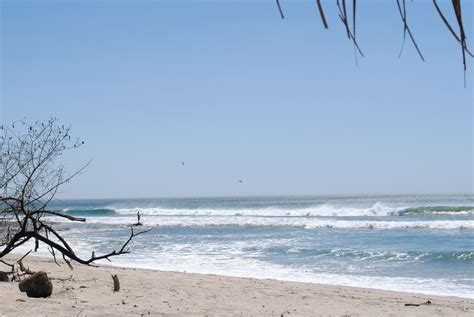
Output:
[26,194,473,298]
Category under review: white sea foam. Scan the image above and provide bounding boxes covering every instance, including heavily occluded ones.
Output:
[112,202,400,217]
[14,223,474,299]
[17,196,474,300]
[66,243,474,299]
[111,202,473,217]
[15,243,473,299]
[49,215,474,230]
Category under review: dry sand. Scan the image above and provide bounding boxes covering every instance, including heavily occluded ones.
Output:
[0,255,472,316]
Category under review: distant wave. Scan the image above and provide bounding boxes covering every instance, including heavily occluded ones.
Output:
[399,205,474,215]
[62,208,118,217]
[49,203,473,230]
[111,203,474,217]
[51,214,474,230]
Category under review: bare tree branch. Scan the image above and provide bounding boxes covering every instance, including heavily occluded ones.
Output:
[275,0,284,19]
[0,119,149,268]
[316,0,329,29]
[396,0,425,61]
[336,0,364,58]
[451,0,469,86]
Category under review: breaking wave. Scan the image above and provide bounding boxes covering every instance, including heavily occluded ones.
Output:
[48,203,473,230]
[50,214,474,230]
[110,203,474,217]
[61,208,118,217]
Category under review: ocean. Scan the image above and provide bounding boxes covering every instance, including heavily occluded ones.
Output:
[26,194,474,298]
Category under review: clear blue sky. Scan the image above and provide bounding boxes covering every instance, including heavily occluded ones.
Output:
[1,0,472,198]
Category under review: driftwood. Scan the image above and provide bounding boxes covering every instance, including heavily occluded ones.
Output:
[0,271,9,282]
[111,274,120,292]
[0,258,14,281]
[0,250,34,281]
[18,259,35,275]
[18,271,53,298]
[405,300,432,307]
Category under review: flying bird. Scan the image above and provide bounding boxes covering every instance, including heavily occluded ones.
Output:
[181,161,185,166]
[239,180,243,183]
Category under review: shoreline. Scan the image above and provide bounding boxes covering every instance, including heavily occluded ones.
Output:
[0,255,472,316]
[97,260,473,300]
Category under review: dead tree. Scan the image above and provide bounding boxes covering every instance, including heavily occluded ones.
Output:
[0,118,150,270]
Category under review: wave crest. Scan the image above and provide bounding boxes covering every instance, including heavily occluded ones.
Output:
[62,208,117,217]
[50,214,474,230]
[111,203,473,217]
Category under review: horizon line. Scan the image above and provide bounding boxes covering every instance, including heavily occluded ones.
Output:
[54,192,474,201]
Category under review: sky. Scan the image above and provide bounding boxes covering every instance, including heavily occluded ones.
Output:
[1,0,472,198]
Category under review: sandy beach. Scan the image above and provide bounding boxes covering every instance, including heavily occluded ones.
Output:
[2,0,473,316]
[0,255,472,316]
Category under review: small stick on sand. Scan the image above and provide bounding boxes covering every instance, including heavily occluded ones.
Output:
[405,300,432,307]
[112,274,120,292]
